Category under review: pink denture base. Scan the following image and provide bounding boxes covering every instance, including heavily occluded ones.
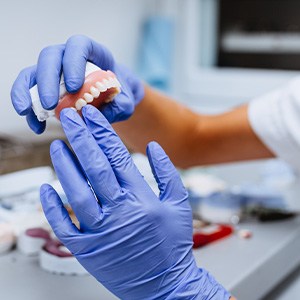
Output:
[55,69,120,119]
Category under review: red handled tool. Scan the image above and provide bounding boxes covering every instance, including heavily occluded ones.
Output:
[193,224,233,248]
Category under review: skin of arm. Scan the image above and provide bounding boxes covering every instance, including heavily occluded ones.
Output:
[114,85,274,169]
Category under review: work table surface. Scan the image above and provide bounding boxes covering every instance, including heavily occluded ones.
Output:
[1,160,300,300]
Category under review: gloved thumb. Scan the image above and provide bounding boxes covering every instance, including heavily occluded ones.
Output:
[146,141,187,203]
[100,91,134,123]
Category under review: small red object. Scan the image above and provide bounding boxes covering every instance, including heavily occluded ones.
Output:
[238,229,252,239]
[193,224,233,248]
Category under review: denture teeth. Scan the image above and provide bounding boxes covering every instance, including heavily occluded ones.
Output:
[103,79,110,89]
[75,98,87,110]
[83,93,94,103]
[115,78,121,88]
[90,86,100,98]
[111,78,118,87]
[96,81,107,92]
[107,78,114,88]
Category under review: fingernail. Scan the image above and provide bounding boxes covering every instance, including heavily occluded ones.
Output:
[65,78,82,93]
[60,107,77,120]
[50,140,64,155]
[18,107,31,116]
[40,184,49,197]
[41,96,58,110]
[149,142,166,161]
[82,104,94,116]
[82,105,102,122]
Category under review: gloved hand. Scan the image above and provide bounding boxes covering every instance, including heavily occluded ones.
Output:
[11,35,144,134]
[40,105,230,299]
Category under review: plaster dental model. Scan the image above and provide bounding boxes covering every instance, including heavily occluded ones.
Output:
[40,239,87,275]
[30,62,121,122]
[17,226,87,275]
[17,227,51,255]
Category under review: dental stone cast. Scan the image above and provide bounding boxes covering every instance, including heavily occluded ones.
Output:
[30,62,121,122]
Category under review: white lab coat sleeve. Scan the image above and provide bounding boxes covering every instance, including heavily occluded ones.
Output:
[248,77,300,172]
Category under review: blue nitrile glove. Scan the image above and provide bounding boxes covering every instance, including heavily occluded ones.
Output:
[11,35,144,134]
[40,105,230,300]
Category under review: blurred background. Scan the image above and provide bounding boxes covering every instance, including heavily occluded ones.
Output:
[2,1,300,299]
[2,0,300,172]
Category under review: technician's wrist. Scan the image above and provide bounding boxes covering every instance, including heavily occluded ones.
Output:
[165,267,230,300]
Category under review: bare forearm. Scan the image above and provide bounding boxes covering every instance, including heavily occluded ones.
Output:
[114,86,274,168]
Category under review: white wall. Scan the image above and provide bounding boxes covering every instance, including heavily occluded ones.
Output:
[0,0,152,139]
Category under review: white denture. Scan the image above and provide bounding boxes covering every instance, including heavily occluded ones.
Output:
[83,92,93,103]
[112,78,120,88]
[31,62,101,121]
[75,99,87,111]
[31,62,121,121]
[103,79,110,89]
[115,78,121,88]
[75,79,120,108]
[96,82,107,92]
[90,86,100,98]
[108,78,115,89]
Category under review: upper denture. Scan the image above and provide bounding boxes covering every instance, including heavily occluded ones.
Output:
[55,70,121,119]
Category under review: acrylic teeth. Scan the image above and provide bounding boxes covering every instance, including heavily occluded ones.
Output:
[75,98,87,110]
[102,79,110,89]
[115,78,121,88]
[73,78,121,111]
[90,86,100,98]
[96,82,107,92]
[83,93,94,103]
[107,78,115,89]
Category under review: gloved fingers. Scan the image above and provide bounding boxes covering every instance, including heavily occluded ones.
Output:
[40,183,80,245]
[100,89,135,123]
[146,142,188,203]
[60,108,122,207]
[26,109,46,134]
[11,65,37,116]
[82,105,144,188]
[116,64,145,105]
[50,140,103,230]
[63,35,115,93]
[36,44,65,110]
